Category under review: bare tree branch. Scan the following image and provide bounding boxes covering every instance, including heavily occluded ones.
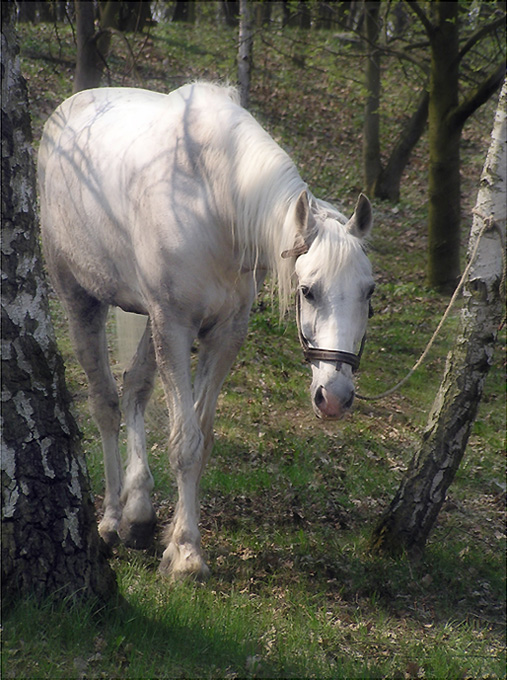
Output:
[404,0,433,36]
[456,13,506,66]
[452,61,506,129]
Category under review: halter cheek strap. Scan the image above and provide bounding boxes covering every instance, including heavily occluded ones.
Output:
[295,292,367,373]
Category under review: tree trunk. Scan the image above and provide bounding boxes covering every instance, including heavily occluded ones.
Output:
[362,1,382,197]
[426,1,462,291]
[221,0,240,27]
[172,1,196,24]
[375,90,429,202]
[238,0,253,109]
[73,1,110,93]
[1,1,116,604]
[370,79,506,557]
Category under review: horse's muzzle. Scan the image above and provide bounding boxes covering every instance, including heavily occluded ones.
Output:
[314,385,355,419]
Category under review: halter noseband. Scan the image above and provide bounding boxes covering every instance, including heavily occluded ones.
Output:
[295,291,368,373]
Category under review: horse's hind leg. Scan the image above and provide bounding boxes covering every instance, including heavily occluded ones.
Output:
[61,286,123,546]
[120,320,158,548]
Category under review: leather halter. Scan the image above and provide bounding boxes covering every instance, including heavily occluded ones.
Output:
[295,291,368,373]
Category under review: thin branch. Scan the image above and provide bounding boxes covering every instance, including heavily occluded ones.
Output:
[456,13,506,66]
[382,46,429,76]
[404,0,433,36]
[452,61,506,129]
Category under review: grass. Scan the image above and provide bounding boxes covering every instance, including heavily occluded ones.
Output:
[4,10,505,679]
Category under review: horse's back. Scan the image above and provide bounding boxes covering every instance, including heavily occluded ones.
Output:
[37,83,248,312]
[40,82,239,158]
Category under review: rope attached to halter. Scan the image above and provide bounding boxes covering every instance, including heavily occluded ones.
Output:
[356,216,505,401]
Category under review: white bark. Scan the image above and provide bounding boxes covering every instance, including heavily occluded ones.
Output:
[371,80,506,555]
[1,3,115,601]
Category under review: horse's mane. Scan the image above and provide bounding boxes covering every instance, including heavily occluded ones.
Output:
[185,83,364,315]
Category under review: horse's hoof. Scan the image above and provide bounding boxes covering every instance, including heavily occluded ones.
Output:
[99,530,120,548]
[160,564,211,584]
[159,546,210,582]
[119,518,157,550]
[98,519,121,547]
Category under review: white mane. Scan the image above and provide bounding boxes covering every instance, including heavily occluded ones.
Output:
[169,83,367,314]
[180,84,330,312]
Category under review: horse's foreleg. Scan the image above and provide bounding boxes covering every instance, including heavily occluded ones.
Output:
[193,299,253,480]
[182,287,254,571]
[120,320,157,548]
[161,422,209,580]
[151,320,209,581]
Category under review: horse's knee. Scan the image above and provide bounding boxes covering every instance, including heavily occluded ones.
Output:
[123,369,155,413]
[89,390,121,433]
[169,424,204,473]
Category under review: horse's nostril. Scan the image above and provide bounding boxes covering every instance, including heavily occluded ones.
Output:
[314,385,354,417]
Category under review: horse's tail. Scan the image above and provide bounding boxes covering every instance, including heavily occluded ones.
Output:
[115,309,148,370]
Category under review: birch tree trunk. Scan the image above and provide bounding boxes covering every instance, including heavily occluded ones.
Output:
[370,79,506,557]
[238,0,253,109]
[1,2,116,603]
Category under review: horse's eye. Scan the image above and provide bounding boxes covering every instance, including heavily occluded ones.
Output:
[300,285,314,301]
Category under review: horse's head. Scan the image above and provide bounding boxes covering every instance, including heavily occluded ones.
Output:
[283,192,374,419]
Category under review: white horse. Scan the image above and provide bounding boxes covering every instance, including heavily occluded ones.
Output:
[38,83,374,580]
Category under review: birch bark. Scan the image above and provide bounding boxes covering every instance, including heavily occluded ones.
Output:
[1,3,116,603]
[371,79,506,556]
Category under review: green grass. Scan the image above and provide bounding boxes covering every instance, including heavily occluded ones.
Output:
[4,11,505,680]
[4,550,504,679]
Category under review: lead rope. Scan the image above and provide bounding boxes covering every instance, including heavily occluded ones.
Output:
[356,216,505,402]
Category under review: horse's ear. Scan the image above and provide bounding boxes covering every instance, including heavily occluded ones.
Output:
[281,191,317,259]
[345,194,372,239]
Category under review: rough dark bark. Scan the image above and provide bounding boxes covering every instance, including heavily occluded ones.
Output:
[370,80,506,557]
[1,1,116,604]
